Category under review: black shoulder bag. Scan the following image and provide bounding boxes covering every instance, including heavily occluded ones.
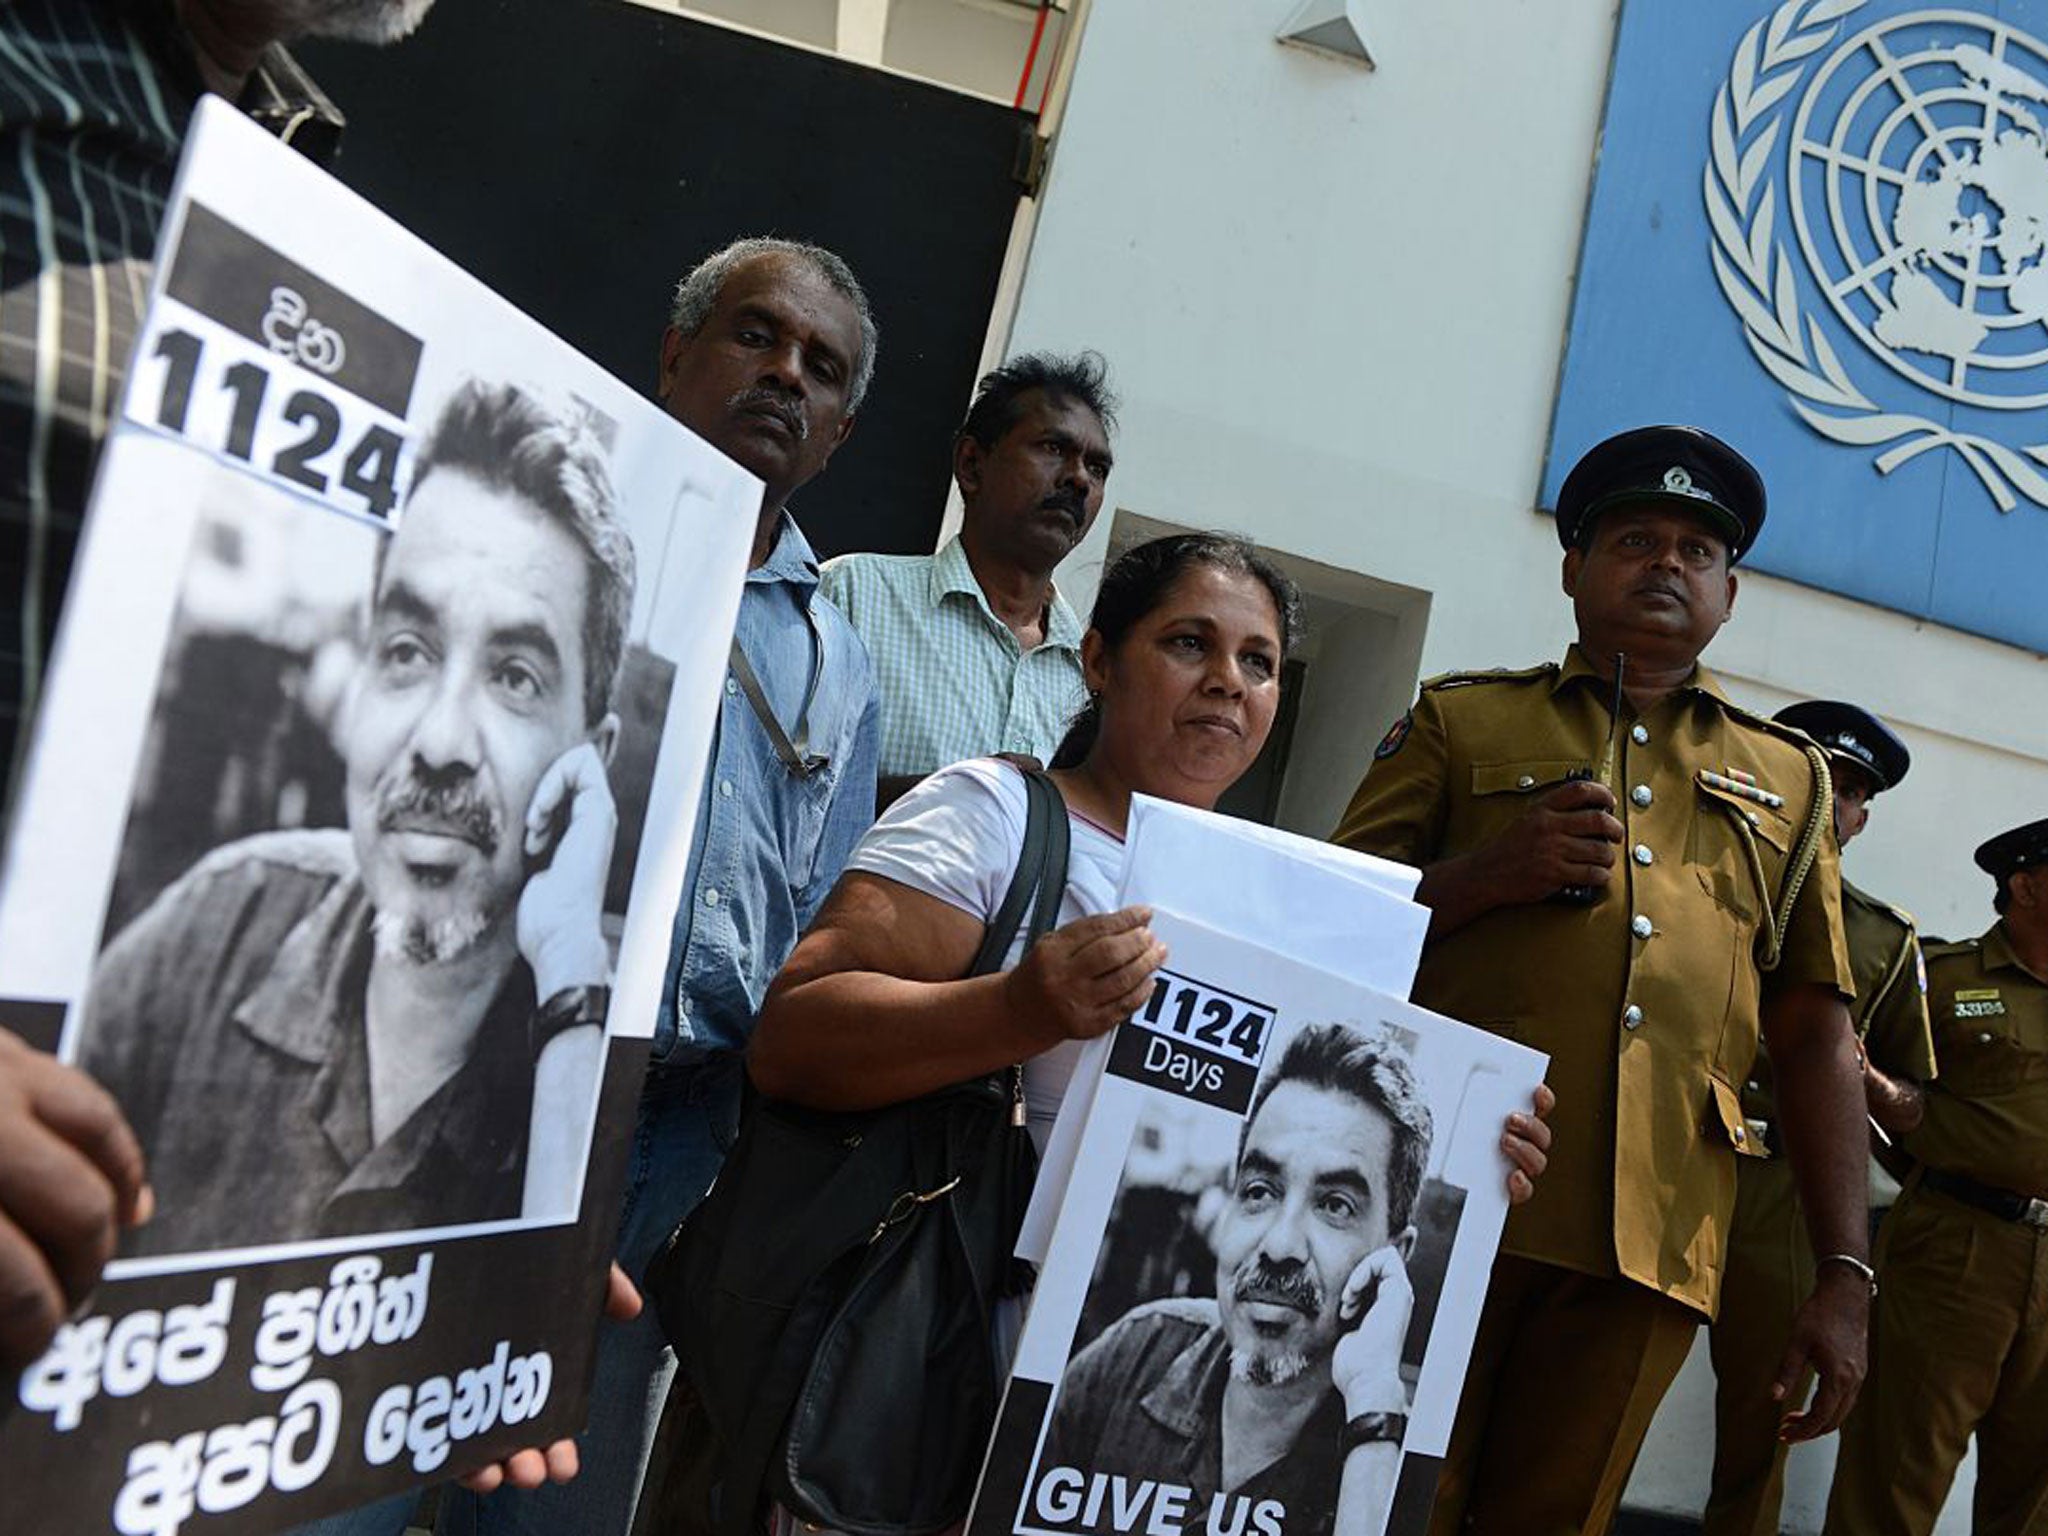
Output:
[645,767,1070,1536]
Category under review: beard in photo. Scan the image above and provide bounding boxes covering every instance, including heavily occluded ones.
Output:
[363,762,509,965]
[370,903,490,966]
[1226,1251,1326,1387]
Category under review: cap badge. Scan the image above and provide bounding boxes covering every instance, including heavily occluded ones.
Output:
[1661,466,1712,501]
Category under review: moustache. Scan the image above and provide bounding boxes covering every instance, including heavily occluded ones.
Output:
[376,772,501,859]
[1041,486,1088,525]
[1232,1254,1324,1318]
[729,386,809,442]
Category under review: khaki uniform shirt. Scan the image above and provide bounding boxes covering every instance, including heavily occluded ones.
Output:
[1743,880,1936,1124]
[1334,647,1854,1317]
[1905,922,2048,1200]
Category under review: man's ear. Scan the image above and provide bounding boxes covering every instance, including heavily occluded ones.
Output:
[1721,570,1739,626]
[1394,1225,1418,1264]
[1080,628,1111,694]
[592,711,621,769]
[1560,547,1583,598]
[657,326,686,403]
[953,433,985,500]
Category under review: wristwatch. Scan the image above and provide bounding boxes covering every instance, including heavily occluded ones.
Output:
[530,984,610,1061]
[1344,1410,1409,1451]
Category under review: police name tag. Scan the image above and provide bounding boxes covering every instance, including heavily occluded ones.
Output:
[1954,989,2007,1019]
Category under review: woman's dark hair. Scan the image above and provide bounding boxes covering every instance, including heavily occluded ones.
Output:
[1049,533,1302,770]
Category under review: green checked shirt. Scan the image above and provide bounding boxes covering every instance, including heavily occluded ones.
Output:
[0,0,342,803]
[818,534,1086,779]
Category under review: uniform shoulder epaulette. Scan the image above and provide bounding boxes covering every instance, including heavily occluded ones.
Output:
[1842,879,1916,932]
[1922,935,1977,960]
[1420,662,1558,693]
[1717,697,1823,754]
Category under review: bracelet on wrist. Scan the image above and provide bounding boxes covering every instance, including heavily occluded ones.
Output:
[1816,1252,1877,1297]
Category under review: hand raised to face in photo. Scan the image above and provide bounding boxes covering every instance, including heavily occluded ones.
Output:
[1331,1243,1414,1421]
[516,741,619,1001]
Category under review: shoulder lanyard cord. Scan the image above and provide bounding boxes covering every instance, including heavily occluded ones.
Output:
[728,595,825,777]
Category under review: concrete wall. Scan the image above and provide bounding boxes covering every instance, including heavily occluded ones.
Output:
[1008,0,2044,935]
[1001,1,2042,1527]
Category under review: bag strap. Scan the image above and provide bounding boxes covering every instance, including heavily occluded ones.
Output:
[729,622,827,778]
[1022,769,1070,949]
[966,767,1070,977]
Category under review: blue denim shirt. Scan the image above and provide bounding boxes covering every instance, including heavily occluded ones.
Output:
[653,513,879,1062]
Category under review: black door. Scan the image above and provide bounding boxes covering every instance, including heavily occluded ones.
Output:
[299,0,1033,559]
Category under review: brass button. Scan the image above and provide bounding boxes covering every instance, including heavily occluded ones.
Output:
[1632,724,1651,745]
[1632,914,1654,939]
[1633,844,1653,866]
[1632,784,1653,807]
[1623,1005,1643,1029]
[1517,774,1535,789]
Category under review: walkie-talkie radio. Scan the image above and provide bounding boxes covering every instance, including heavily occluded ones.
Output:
[1554,653,1627,906]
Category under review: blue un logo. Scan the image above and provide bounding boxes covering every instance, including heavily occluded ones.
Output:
[1709,1,2048,509]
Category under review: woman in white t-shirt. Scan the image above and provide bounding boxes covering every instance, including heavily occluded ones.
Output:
[751,533,1553,1183]
[748,532,1551,1533]
[753,533,1293,1134]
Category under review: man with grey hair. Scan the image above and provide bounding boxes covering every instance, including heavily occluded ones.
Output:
[1043,1023,1435,1536]
[81,377,631,1257]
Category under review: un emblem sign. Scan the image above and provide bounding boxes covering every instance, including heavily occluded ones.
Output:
[1710,0,2048,508]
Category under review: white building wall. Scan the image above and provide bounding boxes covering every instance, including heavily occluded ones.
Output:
[1002,1,2046,1528]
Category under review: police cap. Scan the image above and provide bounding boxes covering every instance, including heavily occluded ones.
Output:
[1553,425,1766,564]
[1975,818,2048,881]
[1773,700,1910,792]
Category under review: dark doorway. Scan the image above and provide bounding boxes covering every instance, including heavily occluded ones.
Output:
[298,0,1032,560]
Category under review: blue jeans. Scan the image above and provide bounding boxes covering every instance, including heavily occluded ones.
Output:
[291,1059,743,1536]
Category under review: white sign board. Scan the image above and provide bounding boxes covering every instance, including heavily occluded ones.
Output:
[0,99,757,1533]
[975,910,1544,1536]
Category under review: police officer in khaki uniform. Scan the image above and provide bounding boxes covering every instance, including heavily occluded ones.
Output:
[1702,701,1937,1536]
[1334,426,1872,1536]
[1825,817,2048,1536]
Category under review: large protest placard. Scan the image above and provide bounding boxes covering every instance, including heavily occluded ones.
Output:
[970,908,1545,1536]
[1019,799,1431,1265]
[0,99,757,1533]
